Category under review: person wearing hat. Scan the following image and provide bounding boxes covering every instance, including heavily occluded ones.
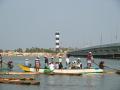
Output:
[51,57,54,63]
[86,52,94,68]
[25,59,31,67]
[35,57,41,72]
[77,58,80,63]
[65,56,70,69]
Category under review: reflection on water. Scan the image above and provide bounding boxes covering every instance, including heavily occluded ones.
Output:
[0,56,120,90]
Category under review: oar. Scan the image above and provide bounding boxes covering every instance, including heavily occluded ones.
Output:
[93,61,119,70]
[99,64,120,74]
[104,65,119,70]
[92,61,99,66]
[92,61,120,74]
[91,60,101,68]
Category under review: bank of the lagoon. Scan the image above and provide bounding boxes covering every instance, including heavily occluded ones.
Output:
[0,52,66,58]
[0,56,120,90]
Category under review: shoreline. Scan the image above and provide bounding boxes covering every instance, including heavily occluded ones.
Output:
[0,52,67,58]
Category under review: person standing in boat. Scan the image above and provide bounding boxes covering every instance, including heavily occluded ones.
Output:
[35,57,40,72]
[25,59,31,67]
[58,56,62,63]
[44,56,49,69]
[59,62,63,69]
[7,60,14,71]
[51,57,54,63]
[86,52,94,69]
[65,56,70,69]
[0,54,3,68]
[58,56,63,69]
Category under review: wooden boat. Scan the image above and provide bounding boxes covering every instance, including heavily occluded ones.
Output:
[0,77,40,85]
[0,72,40,75]
[19,64,104,75]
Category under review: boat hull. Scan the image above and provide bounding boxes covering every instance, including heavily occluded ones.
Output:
[19,64,103,75]
[0,78,40,85]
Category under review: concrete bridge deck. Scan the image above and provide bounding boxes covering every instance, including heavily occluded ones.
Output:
[67,43,120,59]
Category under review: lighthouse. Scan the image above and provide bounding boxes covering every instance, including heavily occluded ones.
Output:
[55,32,60,52]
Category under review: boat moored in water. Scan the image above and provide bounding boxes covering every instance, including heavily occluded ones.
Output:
[0,77,40,85]
[19,64,104,75]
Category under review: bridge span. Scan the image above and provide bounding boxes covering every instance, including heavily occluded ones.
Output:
[67,43,120,59]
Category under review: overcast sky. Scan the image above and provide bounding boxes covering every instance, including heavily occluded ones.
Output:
[0,0,120,50]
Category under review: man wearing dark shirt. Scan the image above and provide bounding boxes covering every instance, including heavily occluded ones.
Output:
[44,56,48,68]
[0,54,3,68]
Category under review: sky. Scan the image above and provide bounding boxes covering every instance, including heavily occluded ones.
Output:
[0,0,120,50]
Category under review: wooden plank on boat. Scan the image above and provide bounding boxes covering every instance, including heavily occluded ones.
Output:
[52,69,83,75]
[0,78,40,85]
[0,72,40,75]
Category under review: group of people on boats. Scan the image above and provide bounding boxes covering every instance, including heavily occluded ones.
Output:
[23,51,105,72]
[0,51,105,72]
[44,56,64,70]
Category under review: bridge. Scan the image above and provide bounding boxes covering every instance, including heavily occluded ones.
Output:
[67,43,120,59]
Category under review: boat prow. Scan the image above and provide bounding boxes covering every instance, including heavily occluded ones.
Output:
[18,64,30,72]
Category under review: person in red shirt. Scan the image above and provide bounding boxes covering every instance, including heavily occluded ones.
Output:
[86,52,93,68]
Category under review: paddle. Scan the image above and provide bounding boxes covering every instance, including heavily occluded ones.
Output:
[104,65,120,74]
[104,65,119,71]
[92,61,99,66]
[94,61,119,70]
[92,61,120,74]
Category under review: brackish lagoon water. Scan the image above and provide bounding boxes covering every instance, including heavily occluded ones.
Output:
[0,56,120,90]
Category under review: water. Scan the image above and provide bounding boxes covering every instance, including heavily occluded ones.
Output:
[0,56,120,90]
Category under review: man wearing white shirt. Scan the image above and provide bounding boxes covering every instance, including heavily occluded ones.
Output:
[66,57,70,69]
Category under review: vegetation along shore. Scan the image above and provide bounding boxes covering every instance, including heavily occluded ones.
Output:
[0,47,71,57]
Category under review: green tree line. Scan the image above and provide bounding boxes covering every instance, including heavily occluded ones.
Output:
[0,47,70,53]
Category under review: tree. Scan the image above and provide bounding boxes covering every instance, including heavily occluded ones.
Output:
[15,48,23,53]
